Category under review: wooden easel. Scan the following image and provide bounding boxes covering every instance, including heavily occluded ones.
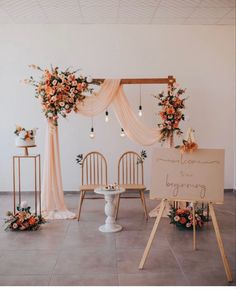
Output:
[139,199,233,283]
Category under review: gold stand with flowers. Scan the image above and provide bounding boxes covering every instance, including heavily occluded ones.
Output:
[13,154,41,216]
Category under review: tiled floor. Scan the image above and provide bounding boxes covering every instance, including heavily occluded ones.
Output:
[0,192,235,286]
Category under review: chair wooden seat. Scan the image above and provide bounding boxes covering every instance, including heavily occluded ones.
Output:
[115,151,148,220]
[79,184,106,191]
[77,152,107,221]
[120,184,146,191]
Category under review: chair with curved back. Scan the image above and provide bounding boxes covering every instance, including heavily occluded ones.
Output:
[115,151,148,220]
[77,151,107,221]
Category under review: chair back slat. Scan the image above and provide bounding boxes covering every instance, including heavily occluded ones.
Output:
[118,151,143,185]
[81,152,107,186]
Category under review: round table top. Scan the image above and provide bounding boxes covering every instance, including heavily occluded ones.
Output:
[94,187,125,196]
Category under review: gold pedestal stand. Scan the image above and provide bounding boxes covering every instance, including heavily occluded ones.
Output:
[13,152,41,216]
[16,145,36,156]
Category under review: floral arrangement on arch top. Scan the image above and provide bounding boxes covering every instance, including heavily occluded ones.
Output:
[23,65,101,126]
[155,83,188,144]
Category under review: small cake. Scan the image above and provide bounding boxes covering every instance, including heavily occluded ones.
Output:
[104,183,119,190]
[14,126,37,147]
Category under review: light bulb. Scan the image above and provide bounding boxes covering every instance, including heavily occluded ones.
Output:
[138,105,142,117]
[89,127,95,139]
[120,128,126,137]
[105,110,109,122]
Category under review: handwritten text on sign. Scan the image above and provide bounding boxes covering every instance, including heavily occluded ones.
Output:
[150,148,224,203]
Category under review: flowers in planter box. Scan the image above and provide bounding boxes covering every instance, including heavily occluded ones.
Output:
[168,205,208,230]
[5,201,46,231]
[23,65,101,126]
[154,84,188,144]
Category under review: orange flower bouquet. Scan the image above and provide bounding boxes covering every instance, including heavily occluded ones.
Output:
[168,205,209,230]
[154,84,187,144]
[23,65,101,126]
[5,201,45,231]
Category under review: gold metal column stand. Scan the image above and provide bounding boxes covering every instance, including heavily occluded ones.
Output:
[13,154,41,215]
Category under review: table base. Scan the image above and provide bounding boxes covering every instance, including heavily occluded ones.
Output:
[99,223,122,233]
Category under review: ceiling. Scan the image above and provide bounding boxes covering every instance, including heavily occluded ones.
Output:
[0,0,235,25]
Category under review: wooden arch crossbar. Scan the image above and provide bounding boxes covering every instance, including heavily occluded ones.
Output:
[94,75,176,85]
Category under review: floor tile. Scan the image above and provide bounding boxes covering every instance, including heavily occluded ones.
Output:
[116,247,182,274]
[0,251,57,276]
[50,273,118,286]
[53,248,117,275]
[118,271,189,286]
[0,275,50,286]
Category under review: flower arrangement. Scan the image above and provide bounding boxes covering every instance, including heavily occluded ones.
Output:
[76,154,83,166]
[168,206,209,230]
[154,84,187,144]
[23,65,101,126]
[137,150,147,165]
[14,125,37,140]
[177,127,198,153]
[5,201,46,231]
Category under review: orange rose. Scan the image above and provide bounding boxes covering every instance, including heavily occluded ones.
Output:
[176,209,185,215]
[166,107,175,115]
[28,217,36,225]
[77,83,83,90]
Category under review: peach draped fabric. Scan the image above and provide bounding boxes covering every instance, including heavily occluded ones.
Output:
[42,79,160,219]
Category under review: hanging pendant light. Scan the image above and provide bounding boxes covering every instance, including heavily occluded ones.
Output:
[120,128,126,137]
[105,109,109,122]
[89,118,95,139]
[138,84,143,117]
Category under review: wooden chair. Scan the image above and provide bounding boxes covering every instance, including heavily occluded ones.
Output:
[77,151,107,221]
[115,151,148,220]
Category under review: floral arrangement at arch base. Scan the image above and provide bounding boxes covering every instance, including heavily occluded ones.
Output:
[155,84,188,144]
[168,205,209,230]
[23,65,101,126]
[5,201,46,231]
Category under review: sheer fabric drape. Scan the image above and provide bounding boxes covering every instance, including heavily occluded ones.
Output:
[42,79,160,219]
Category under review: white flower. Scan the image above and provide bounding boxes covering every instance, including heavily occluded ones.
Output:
[21,201,28,209]
[12,223,18,229]
[47,112,53,118]
[86,76,93,83]
[174,215,180,221]
[59,102,65,107]
[65,104,70,109]
[52,80,57,85]
[19,131,27,140]
[186,222,192,228]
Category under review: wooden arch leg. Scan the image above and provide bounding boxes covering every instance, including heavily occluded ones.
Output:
[209,203,233,282]
[139,199,167,269]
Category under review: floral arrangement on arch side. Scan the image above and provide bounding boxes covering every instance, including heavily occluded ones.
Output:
[14,125,37,141]
[5,201,46,231]
[168,205,209,230]
[154,84,187,144]
[23,65,101,126]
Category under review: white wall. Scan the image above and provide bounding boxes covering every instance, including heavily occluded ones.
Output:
[0,24,235,191]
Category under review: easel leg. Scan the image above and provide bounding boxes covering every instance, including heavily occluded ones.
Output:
[139,199,167,269]
[209,203,233,282]
[192,203,196,250]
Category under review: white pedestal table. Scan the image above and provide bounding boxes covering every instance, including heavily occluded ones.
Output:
[94,187,125,233]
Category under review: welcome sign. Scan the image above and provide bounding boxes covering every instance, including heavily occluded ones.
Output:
[150,148,224,203]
